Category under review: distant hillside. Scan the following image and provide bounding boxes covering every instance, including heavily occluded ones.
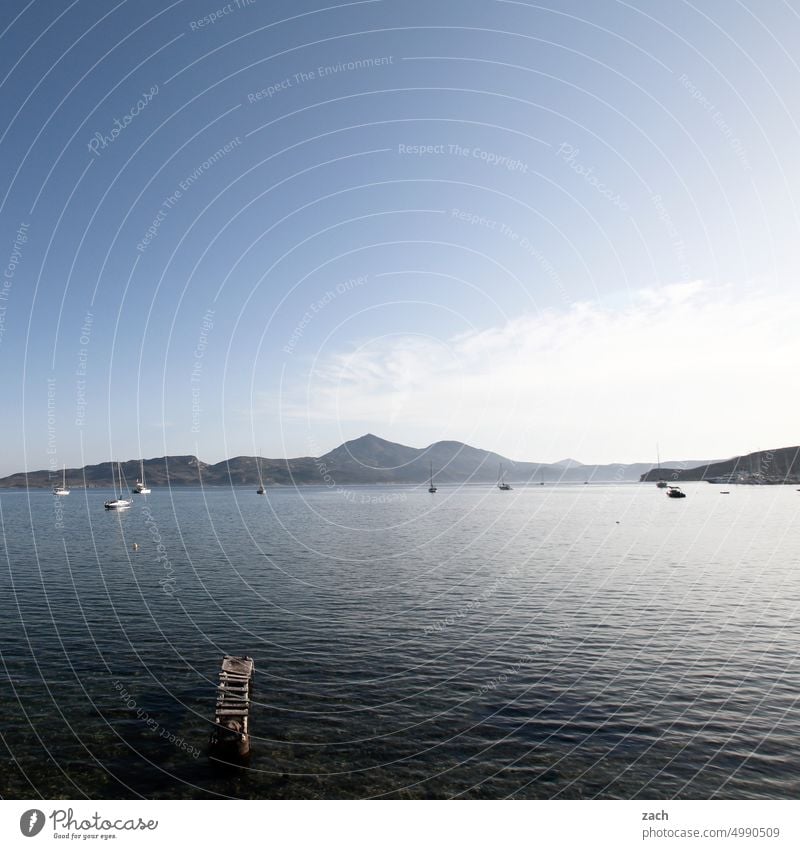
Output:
[0,433,711,489]
[315,434,668,484]
[0,456,209,489]
[640,446,800,484]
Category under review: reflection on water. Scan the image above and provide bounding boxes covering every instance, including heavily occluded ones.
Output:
[1,483,798,798]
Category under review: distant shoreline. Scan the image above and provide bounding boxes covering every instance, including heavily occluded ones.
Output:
[2,434,797,489]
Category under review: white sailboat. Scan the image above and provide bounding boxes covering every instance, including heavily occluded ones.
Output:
[53,464,70,496]
[497,464,512,491]
[428,461,437,493]
[105,462,132,510]
[132,459,151,494]
[256,453,265,495]
[655,444,668,488]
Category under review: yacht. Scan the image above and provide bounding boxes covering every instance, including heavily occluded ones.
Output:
[666,485,686,499]
[256,454,265,495]
[655,444,668,488]
[53,464,70,496]
[428,462,437,493]
[132,460,151,495]
[497,464,512,491]
[105,462,133,510]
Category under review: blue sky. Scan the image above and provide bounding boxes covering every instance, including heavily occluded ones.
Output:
[2,0,799,475]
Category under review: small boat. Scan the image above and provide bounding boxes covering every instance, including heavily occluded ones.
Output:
[104,497,132,510]
[428,462,437,493]
[256,453,265,495]
[497,464,512,491]
[655,444,668,488]
[666,485,686,499]
[105,462,132,510]
[720,491,730,494]
[132,460,151,495]
[53,464,70,496]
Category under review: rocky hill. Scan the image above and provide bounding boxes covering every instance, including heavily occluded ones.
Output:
[640,446,800,483]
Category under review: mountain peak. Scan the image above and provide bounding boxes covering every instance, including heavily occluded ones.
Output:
[321,433,420,470]
[343,433,396,448]
[553,458,583,468]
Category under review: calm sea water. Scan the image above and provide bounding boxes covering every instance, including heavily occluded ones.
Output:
[1,482,798,799]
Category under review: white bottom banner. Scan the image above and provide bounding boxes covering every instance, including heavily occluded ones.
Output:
[0,800,796,849]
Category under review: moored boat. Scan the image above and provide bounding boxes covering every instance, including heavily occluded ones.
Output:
[105,462,132,510]
[256,453,265,494]
[132,460,151,494]
[53,464,70,496]
[497,464,512,491]
[655,444,667,488]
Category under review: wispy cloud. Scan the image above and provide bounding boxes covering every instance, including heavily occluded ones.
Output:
[278,282,800,462]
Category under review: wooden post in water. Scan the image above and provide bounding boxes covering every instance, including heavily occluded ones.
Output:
[208,655,254,764]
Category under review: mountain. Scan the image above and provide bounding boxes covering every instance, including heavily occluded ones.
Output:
[0,434,717,489]
[320,433,421,476]
[640,446,800,484]
[0,456,210,489]
[318,435,512,484]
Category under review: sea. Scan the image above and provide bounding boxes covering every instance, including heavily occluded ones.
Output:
[1,482,798,799]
